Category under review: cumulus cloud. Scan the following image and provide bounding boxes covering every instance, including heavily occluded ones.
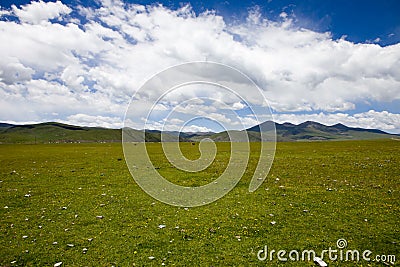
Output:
[65,114,123,128]
[0,0,399,132]
[12,0,71,24]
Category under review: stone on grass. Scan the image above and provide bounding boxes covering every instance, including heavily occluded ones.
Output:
[96,215,104,219]
[270,221,276,225]
[148,256,155,260]
[54,262,63,267]
[158,224,166,229]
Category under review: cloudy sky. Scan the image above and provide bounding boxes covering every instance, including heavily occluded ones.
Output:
[0,0,399,133]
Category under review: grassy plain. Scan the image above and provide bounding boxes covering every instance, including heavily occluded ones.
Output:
[0,140,399,266]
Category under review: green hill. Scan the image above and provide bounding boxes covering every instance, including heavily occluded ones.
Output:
[249,121,397,141]
[0,122,122,144]
[0,121,397,144]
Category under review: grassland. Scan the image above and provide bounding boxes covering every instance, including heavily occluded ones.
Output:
[0,140,399,266]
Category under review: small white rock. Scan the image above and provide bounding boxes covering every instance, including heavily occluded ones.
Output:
[11,261,16,264]
[270,221,276,225]
[54,262,63,267]
[24,194,31,197]
[62,207,67,210]
[88,238,93,242]
[96,215,104,219]
[53,241,58,245]
[82,248,88,254]
[148,256,155,260]
[22,235,28,239]
[158,224,166,229]
[67,244,74,247]
[4,206,8,209]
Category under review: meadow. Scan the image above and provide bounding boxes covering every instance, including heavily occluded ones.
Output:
[1,140,399,266]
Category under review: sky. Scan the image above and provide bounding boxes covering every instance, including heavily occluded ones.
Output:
[0,0,399,133]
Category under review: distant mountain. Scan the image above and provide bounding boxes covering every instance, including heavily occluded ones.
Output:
[0,121,397,144]
[244,120,396,141]
[0,123,14,129]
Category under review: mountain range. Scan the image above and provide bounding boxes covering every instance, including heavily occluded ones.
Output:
[0,121,398,144]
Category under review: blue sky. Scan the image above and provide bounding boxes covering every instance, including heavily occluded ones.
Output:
[0,0,399,133]
[2,0,399,45]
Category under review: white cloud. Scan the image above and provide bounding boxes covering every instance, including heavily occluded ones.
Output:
[181,125,213,132]
[12,0,71,24]
[65,113,123,128]
[232,102,246,110]
[279,12,288,19]
[0,0,399,133]
[0,58,35,84]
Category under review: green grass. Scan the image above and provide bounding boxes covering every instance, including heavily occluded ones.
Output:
[0,140,399,266]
